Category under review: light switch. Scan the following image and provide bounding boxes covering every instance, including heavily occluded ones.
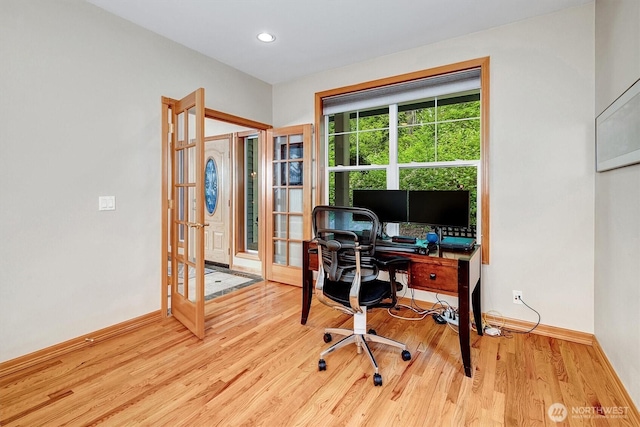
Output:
[99,196,116,211]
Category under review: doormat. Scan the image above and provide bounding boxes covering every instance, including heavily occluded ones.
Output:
[203,268,262,301]
[171,264,262,301]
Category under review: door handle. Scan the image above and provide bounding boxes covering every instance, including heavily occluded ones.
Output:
[186,222,210,229]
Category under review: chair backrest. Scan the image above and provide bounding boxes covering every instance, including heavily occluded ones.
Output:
[312,205,379,248]
[312,206,382,312]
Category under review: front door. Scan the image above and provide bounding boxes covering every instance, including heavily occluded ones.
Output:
[265,124,312,286]
[167,88,206,339]
[204,134,231,265]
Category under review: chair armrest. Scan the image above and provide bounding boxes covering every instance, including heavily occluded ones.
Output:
[375,256,410,269]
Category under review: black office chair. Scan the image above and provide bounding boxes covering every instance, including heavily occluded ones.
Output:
[312,205,411,386]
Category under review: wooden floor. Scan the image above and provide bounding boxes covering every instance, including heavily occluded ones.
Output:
[1,281,637,426]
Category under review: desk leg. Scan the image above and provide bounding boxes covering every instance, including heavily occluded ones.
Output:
[301,270,313,325]
[458,260,472,377]
[473,277,483,336]
[301,240,313,325]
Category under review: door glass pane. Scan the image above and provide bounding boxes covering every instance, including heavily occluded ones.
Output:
[289,242,302,267]
[175,262,196,302]
[187,146,196,183]
[176,150,184,184]
[289,161,302,186]
[274,136,287,160]
[289,215,303,240]
[177,186,185,242]
[274,240,286,265]
[187,186,196,263]
[289,142,302,159]
[176,261,186,297]
[177,112,184,142]
[187,264,196,302]
[272,162,280,186]
[187,226,196,263]
[274,214,287,238]
[187,186,196,223]
[281,163,288,186]
[289,189,303,213]
[274,189,287,212]
[273,162,288,186]
[187,107,196,144]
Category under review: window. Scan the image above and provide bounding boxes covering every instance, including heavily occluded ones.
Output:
[245,135,259,252]
[317,58,490,262]
[235,131,261,257]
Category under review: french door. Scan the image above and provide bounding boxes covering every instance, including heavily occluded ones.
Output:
[265,124,313,286]
[162,91,311,323]
[162,88,207,339]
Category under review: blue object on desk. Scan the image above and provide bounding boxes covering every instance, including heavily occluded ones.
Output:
[439,236,476,251]
[426,231,439,243]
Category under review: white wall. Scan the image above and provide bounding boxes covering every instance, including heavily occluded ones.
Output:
[0,0,272,362]
[594,0,640,408]
[274,5,596,332]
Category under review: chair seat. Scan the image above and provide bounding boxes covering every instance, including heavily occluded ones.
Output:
[322,279,391,307]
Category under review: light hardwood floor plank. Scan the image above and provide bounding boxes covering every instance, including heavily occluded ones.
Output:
[1,281,638,426]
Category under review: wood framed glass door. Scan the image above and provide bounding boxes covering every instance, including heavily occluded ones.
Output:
[163,88,207,339]
[265,124,312,286]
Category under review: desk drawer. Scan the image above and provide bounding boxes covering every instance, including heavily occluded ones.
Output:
[409,262,458,293]
[309,252,318,271]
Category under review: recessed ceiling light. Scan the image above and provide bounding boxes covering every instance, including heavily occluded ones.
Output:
[257,32,276,43]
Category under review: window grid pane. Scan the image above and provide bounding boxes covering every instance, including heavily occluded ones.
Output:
[328,109,390,167]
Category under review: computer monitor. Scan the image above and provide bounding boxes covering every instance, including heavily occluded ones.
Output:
[408,190,470,228]
[352,189,408,223]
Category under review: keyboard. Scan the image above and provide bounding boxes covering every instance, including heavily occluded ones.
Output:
[377,240,425,254]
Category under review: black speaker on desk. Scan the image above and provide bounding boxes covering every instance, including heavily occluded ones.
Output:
[391,235,416,244]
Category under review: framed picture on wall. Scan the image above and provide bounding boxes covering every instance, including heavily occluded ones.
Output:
[596,77,640,172]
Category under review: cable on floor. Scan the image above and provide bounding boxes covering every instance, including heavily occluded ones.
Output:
[502,296,541,336]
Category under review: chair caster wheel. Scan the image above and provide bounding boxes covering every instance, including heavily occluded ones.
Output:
[323,333,332,343]
[373,373,382,386]
[402,350,411,361]
[318,359,327,371]
[368,329,377,335]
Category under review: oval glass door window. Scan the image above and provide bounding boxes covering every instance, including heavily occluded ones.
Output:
[204,157,218,215]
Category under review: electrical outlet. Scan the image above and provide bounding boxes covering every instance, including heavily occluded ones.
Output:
[513,290,523,304]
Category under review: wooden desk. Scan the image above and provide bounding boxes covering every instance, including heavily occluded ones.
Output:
[301,240,482,377]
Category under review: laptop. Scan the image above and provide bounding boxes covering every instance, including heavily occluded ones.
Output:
[439,236,476,251]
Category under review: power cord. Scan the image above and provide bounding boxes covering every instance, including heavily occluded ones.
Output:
[503,295,541,335]
[387,293,442,321]
[387,289,457,322]
[479,296,541,338]
[387,288,541,339]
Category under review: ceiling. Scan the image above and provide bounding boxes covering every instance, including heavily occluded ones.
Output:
[86,0,592,85]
